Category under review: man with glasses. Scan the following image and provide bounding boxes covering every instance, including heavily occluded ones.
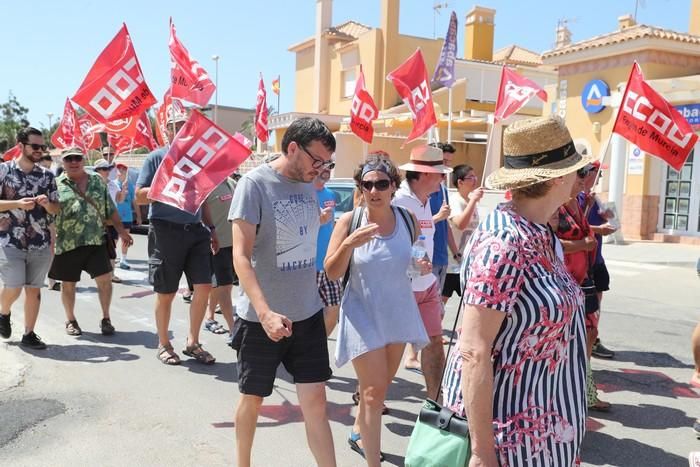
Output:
[48,147,132,336]
[0,127,60,349]
[229,117,337,467]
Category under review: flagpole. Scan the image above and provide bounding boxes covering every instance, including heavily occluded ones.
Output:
[480,118,496,188]
[447,86,453,143]
[277,76,281,114]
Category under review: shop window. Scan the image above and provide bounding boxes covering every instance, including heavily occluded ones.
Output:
[662,151,694,231]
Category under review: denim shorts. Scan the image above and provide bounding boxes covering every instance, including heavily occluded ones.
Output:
[0,246,52,288]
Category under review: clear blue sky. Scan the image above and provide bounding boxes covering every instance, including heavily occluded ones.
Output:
[0,0,684,128]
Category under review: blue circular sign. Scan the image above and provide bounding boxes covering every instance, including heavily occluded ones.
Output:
[581,79,610,113]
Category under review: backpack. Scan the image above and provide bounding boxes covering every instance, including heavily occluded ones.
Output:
[342,206,416,289]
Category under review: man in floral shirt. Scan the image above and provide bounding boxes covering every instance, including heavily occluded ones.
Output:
[48,147,133,337]
[0,127,60,349]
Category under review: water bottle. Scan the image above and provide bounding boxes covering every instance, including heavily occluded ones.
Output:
[407,235,428,279]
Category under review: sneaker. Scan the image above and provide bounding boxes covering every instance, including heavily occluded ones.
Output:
[0,313,10,339]
[592,338,615,359]
[100,318,115,336]
[118,260,131,270]
[20,331,47,350]
[65,320,82,336]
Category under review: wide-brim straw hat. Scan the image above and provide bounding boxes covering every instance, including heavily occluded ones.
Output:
[399,144,453,174]
[486,116,594,190]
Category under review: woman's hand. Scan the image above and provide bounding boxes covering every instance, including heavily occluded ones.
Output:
[341,223,380,249]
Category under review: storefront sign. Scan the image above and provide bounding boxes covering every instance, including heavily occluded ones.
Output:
[628,145,644,175]
[581,79,610,113]
[675,103,700,129]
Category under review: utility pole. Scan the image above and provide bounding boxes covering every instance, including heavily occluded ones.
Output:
[433,1,449,39]
[46,112,54,129]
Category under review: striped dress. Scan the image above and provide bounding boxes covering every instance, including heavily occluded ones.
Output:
[443,204,587,467]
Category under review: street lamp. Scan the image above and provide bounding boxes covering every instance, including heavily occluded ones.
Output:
[46,112,54,129]
[211,55,220,124]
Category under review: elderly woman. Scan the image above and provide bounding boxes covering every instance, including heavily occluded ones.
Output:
[325,155,429,466]
[442,116,592,466]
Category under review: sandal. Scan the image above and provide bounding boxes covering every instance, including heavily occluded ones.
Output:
[65,320,82,336]
[111,275,122,284]
[182,343,216,365]
[157,344,181,365]
[348,431,385,462]
[352,391,389,415]
[204,319,227,335]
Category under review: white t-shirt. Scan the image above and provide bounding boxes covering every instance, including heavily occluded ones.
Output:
[447,191,479,274]
[393,180,436,292]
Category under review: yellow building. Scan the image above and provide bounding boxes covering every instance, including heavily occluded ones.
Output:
[271,0,555,181]
[542,2,700,242]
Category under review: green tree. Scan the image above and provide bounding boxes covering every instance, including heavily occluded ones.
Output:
[0,92,30,152]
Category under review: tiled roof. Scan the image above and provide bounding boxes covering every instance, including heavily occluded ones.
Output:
[493,45,543,66]
[289,20,372,51]
[543,24,700,58]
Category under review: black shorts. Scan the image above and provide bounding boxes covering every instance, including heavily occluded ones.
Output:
[591,263,610,292]
[230,310,332,397]
[442,273,462,298]
[211,246,234,287]
[48,245,113,282]
[148,220,212,294]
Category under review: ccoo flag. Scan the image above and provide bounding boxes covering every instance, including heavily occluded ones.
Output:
[612,62,698,171]
[432,11,458,88]
[72,24,156,123]
[169,18,216,107]
[494,67,547,122]
[387,49,437,145]
[350,65,378,144]
[255,74,269,143]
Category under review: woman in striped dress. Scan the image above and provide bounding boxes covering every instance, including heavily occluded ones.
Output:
[442,116,593,466]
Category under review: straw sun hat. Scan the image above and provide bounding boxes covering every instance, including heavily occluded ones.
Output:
[486,116,594,190]
[398,144,453,174]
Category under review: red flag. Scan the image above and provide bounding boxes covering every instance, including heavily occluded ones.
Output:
[72,24,156,123]
[106,113,157,155]
[148,111,252,214]
[169,19,216,107]
[255,74,269,143]
[613,62,698,171]
[350,65,378,144]
[2,144,21,161]
[494,67,548,122]
[51,98,83,149]
[76,114,103,151]
[155,91,186,146]
[86,114,140,139]
[387,49,437,144]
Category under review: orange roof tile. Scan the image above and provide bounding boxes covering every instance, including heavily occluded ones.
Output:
[493,45,543,66]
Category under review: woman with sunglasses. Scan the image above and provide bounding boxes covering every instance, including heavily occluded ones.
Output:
[325,155,429,466]
[551,163,612,412]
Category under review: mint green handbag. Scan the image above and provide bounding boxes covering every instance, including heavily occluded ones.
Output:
[404,290,471,467]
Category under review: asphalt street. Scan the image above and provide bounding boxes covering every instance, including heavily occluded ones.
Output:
[0,235,699,467]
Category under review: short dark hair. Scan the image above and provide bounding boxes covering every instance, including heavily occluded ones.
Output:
[17,127,43,144]
[405,170,422,182]
[441,143,456,154]
[281,117,336,155]
[451,164,474,186]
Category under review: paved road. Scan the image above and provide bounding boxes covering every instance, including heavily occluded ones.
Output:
[0,235,699,466]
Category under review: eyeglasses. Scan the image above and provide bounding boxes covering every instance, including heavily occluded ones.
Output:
[95,167,112,172]
[63,155,84,163]
[297,143,336,170]
[40,156,52,161]
[24,143,48,151]
[360,179,391,192]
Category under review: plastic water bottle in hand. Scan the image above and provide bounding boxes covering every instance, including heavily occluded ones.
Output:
[407,235,428,279]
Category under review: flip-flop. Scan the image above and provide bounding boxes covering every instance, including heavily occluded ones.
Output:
[348,431,385,462]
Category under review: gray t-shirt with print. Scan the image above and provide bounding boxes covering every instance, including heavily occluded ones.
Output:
[228,164,322,323]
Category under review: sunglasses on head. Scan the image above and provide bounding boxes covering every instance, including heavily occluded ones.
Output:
[360,179,391,192]
[25,143,48,151]
[63,155,83,163]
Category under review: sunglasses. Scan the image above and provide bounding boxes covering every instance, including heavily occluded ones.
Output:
[63,155,84,163]
[25,143,48,151]
[40,156,52,161]
[576,167,591,178]
[95,167,112,172]
[360,179,391,192]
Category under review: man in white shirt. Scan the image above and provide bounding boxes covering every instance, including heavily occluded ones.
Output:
[393,144,452,401]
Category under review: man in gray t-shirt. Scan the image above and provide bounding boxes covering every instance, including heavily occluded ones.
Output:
[228,117,337,467]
